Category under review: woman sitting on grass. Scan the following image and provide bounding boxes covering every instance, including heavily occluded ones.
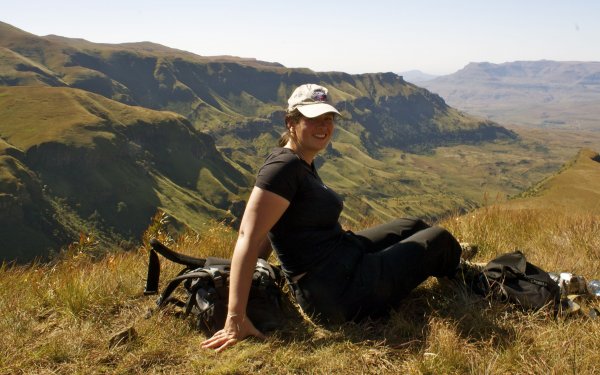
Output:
[202,83,463,352]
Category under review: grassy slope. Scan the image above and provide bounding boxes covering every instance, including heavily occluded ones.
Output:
[324,132,580,224]
[1,86,123,148]
[507,148,600,213]
[0,86,249,261]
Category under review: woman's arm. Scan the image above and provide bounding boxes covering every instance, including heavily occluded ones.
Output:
[201,186,289,352]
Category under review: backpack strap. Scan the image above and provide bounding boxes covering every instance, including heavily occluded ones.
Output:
[150,238,207,267]
[144,247,161,295]
[204,257,232,267]
[156,270,212,308]
[255,258,276,279]
[252,259,275,291]
[144,238,207,295]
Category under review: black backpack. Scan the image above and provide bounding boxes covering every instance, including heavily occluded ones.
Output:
[478,250,561,312]
[144,238,286,335]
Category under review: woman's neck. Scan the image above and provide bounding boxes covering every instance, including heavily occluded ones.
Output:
[284,142,314,165]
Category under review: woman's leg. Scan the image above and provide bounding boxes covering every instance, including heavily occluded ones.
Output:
[343,225,462,320]
[294,219,461,323]
[353,218,431,253]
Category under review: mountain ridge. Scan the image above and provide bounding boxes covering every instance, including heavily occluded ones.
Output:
[420,60,600,129]
[0,20,511,146]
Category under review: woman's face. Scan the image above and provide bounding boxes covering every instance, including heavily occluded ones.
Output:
[290,112,335,156]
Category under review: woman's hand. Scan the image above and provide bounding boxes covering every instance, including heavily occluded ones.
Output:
[202,188,287,352]
[201,314,266,352]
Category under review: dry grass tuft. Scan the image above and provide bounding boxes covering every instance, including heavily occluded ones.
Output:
[443,205,600,276]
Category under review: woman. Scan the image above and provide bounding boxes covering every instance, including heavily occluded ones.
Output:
[202,84,462,352]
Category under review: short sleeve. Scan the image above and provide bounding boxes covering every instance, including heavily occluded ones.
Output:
[255,153,305,201]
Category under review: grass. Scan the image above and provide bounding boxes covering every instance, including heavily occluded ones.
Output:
[1,206,599,374]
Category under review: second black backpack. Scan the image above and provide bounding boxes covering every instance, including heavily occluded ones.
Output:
[478,250,561,312]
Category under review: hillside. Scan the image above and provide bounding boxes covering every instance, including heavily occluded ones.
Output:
[506,148,600,213]
[0,86,248,261]
[420,61,600,130]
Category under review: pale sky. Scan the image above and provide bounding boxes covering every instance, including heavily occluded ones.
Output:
[2,0,599,75]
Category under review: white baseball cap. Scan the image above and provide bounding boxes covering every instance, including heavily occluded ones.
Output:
[287,84,341,118]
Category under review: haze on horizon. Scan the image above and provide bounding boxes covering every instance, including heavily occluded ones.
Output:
[2,0,599,75]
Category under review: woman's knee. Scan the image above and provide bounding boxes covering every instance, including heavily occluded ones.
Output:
[432,226,461,261]
[391,217,430,232]
[429,226,459,248]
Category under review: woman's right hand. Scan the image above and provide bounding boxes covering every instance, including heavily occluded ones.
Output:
[201,314,266,352]
[202,187,287,352]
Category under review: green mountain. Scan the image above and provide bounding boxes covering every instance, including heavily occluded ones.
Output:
[0,21,529,262]
[0,86,248,261]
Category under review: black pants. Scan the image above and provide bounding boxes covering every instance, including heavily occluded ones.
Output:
[291,218,461,323]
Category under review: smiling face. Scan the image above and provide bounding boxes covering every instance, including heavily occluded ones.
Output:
[286,112,335,164]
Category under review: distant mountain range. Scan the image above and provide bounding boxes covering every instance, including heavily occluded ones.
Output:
[420,60,600,130]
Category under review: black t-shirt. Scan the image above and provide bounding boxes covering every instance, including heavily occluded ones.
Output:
[255,148,345,276]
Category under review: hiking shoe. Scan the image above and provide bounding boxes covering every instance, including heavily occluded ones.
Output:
[460,242,479,261]
[453,259,486,292]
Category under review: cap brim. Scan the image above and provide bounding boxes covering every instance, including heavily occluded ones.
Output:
[296,103,341,118]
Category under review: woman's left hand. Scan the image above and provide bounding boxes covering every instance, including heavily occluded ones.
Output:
[201,314,266,352]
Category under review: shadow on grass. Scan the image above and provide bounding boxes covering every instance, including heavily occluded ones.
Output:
[270,280,523,354]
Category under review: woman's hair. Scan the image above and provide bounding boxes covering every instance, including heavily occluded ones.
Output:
[278,110,303,147]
